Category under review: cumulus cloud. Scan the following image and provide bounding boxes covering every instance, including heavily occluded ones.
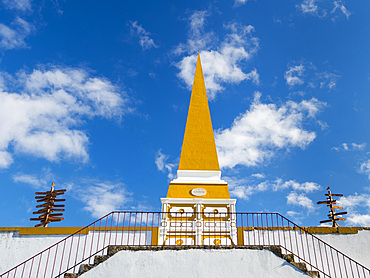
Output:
[129,21,158,50]
[345,214,370,226]
[225,175,321,200]
[216,92,325,169]
[286,191,315,211]
[332,142,366,151]
[76,180,132,218]
[155,149,177,180]
[339,193,370,226]
[0,66,129,168]
[273,179,321,192]
[175,11,259,99]
[2,0,31,11]
[0,17,34,50]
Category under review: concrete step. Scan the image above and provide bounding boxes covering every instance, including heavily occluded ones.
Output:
[64,254,109,277]
[64,274,77,278]
[64,245,322,278]
[268,246,320,278]
[291,262,308,273]
[307,270,320,278]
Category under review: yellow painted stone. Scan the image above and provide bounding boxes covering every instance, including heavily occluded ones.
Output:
[178,54,220,171]
[166,184,230,199]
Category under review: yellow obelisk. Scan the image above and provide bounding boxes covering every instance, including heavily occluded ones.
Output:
[160,54,236,246]
[178,54,220,171]
[166,54,230,199]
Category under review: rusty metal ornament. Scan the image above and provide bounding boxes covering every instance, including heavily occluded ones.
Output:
[30,183,66,227]
[317,187,347,227]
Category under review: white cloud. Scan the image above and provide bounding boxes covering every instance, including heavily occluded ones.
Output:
[229,185,255,200]
[129,21,158,50]
[359,160,370,180]
[13,174,47,188]
[298,0,319,15]
[286,210,305,224]
[0,150,13,168]
[0,17,34,50]
[332,142,366,151]
[297,0,351,19]
[234,0,248,5]
[285,65,305,86]
[338,193,370,226]
[76,180,132,218]
[317,71,340,89]
[273,179,321,192]
[285,62,339,90]
[12,168,54,189]
[155,149,177,180]
[2,0,31,11]
[286,191,315,211]
[174,11,214,55]
[225,175,321,200]
[223,176,253,200]
[332,1,351,19]
[339,194,370,209]
[0,66,129,168]
[176,12,259,99]
[251,173,265,179]
[345,214,370,226]
[216,92,325,168]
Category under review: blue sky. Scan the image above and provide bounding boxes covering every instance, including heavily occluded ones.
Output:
[0,0,369,227]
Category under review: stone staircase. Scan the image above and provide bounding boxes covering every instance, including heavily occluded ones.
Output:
[268,246,320,278]
[64,245,321,278]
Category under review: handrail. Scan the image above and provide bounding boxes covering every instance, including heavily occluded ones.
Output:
[0,212,368,278]
[278,213,369,274]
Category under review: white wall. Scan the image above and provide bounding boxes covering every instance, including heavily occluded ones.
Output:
[80,249,311,278]
[243,229,370,277]
[0,230,148,277]
[0,229,369,277]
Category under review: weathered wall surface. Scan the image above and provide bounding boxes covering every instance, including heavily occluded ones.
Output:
[316,231,370,268]
[0,231,66,274]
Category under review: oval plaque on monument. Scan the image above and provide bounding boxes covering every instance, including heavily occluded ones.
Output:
[191,188,207,196]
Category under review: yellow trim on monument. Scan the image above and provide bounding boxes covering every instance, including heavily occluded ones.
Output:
[0,227,156,235]
[166,184,231,199]
[178,54,220,171]
[0,227,87,235]
[0,226,368,236]
[239,227,370,234]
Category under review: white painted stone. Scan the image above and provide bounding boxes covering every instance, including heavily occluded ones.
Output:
[191,188,207,196]
[170,170,228,184]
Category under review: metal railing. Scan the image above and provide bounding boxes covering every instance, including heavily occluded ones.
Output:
[1,212,369,278]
